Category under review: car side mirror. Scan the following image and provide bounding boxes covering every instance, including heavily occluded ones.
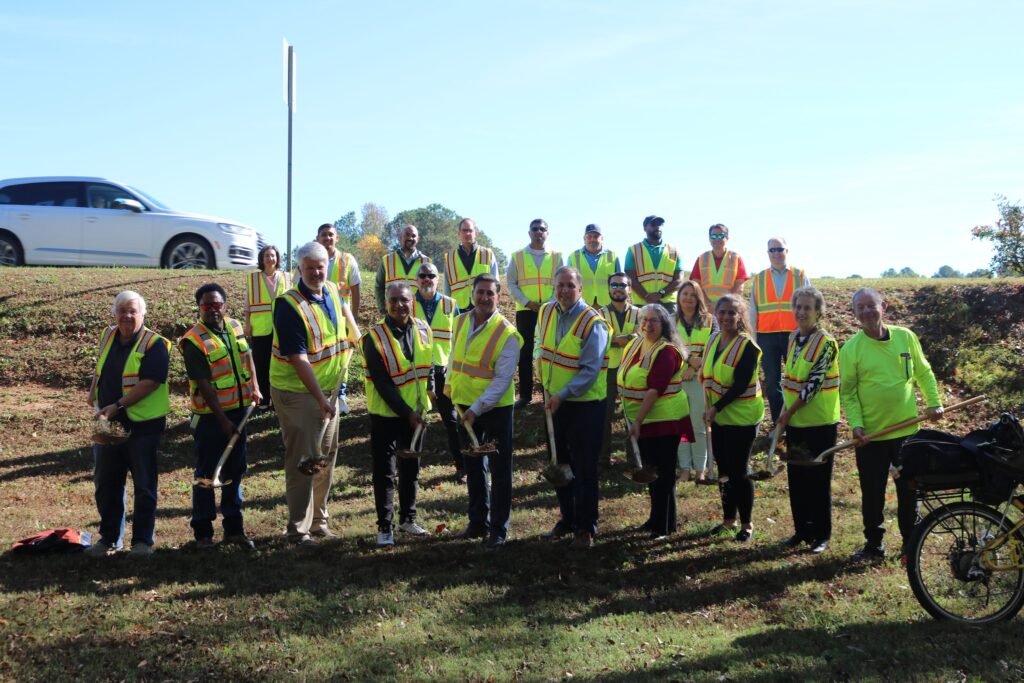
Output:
[112,198,144,213]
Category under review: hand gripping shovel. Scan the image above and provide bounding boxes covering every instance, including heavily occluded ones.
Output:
[540,387,574,488]
[399,374,428,459]
[797,395,987,466]
[622,413,658,484]
[695,417,729,486]
[194,403,257,488]
[749,422,784,481]
[298,390,338,476]
[454,404,498,457]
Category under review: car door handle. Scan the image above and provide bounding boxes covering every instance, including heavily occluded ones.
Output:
[85,216,98,223]
[17,213,31,220]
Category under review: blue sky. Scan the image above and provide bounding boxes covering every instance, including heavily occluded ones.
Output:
[3,1,1021,277]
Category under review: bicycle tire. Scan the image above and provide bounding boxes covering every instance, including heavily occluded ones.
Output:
[906,501,1024,624]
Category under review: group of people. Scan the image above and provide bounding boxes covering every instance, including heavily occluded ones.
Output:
[84,215,944,562]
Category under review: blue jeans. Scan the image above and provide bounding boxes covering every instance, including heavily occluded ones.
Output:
[553,399,606,536]
[191,409,248,539]
[461,405,514,539]
[93,432,161,547]
[757,331,790,423]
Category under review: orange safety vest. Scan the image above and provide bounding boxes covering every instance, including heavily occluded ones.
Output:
[753,267,805,333]
[179,317,254,414]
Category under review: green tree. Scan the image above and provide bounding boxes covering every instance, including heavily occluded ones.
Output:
[966,268,994,278]
[898,267,921,278]
[932,265,963,278]
[973,195,1024,275]
[880,268,899,278]
[387,204,508,271]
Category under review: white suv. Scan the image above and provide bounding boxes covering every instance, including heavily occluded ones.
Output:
[0,176,259,269]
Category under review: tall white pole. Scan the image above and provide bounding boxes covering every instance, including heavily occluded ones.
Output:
[285,44,295,271]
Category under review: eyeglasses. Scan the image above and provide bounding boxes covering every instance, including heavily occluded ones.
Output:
[609,283,628,289]
[709,234,727,240]
[417,273,437,279]
[199,301,224,311]
[530,226,548,232]
[768,247,786,253]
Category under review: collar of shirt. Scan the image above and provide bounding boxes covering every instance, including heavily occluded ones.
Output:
[416,291,441,305]
[770,265,790,275]
[469,310,498,336]
[298,278,326,303]
[642,239,665,250]
[458,244,478,256]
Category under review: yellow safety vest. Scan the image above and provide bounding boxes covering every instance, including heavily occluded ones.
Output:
[362,319,434,418]
[697,250,740,303]
[536,302,610,402]
[676,317,713,367]
[247,271,292,337]
[753,267,805,333]
[449,312,522,408]
[328,252,356,304]
[629,241,680,305]
[179,317,254,414]
[382,251,431,297]
[414,294,457,366]
[568,249,617,308]
[702,332,763,426]
[92,326,171,422]
[512,249,560,312]
[782,329,841,427]
[599,303,639,369]
[270,282,348,393]
[444,245,495,309]
[617,337,689,423]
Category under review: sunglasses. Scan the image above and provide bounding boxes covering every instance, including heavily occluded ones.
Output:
[768,247,786,253]
[418,273,437,279]
[709,234,727,240]
[199,301,224,311]
[530,226,548,232]
[609,283,629,289]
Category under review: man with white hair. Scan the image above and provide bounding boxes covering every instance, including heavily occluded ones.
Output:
[749,237,810,424]
[85,291,171,557]
[272,241,360,547]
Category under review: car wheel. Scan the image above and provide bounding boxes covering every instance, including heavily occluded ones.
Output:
[0,231,24,267]
[164,236,215,270]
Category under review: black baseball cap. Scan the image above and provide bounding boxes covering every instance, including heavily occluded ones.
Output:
[584,224,602,235]
[643,215,665,228]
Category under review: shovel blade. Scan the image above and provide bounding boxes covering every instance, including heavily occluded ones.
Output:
[625,467,658,484]
[542,464,574,488]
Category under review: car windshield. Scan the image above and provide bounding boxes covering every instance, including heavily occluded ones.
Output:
[126,185,170,210]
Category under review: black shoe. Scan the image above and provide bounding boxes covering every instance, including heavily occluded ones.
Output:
[635,521,655,533]
[223,533,256,551]
[514,396,531,409]
[735,529,753,543]
[453,469,467,485]
[809,539,829,554]
[852,543,886,561]
[540,523,573,540]
[453,526,487,540]
[781,534,805,548]
[485,535,505,550]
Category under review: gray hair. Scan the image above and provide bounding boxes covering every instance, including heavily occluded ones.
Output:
[417,261,439,276]
[638,303,687,358]
[296,241,328,265]
[792,285,824,313]
[112,290,146,316]
[554,265,582,286]
[386,283,412,299]
[851,287,883,307]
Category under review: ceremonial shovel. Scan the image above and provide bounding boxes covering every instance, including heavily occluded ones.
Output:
[540,387,574,488]
[454,404,498,457]
[622,412,658,484]
[298,390,338,476]
[193,403,257,488]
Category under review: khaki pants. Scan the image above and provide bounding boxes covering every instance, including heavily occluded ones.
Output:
[272,387,340,541]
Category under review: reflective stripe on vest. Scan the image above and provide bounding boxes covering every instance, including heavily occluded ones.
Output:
[676,318,713,366]
[701,331,763,426]
[270,282,346,392]
[629,242,679,305]
[512,249,559,311]
[444,246,494,309]
[180,317,254,414]
[570,249,617,308]
[383,251,431,297]
[599,303,639,369]
[698,250,740,303]
[362,319,434,418]
[328,252,354,302]
[616,337,688,423]
[414,295,456,366]
[449,311,521,408]
[782,329,840,427]
[537,303,609,402]
[754,267,804,333]
[93,325,171,422]
[248,271,291,337]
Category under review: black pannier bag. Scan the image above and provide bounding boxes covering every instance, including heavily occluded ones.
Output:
[970,414,1024,504]
[899,429,979,484]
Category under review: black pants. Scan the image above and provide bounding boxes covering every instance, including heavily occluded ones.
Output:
[515,309,538,399]
[712,423,757,525]
[432,366,464,472]
[552,399,606,536]
[855,436,916,549]
[251,334,273,406]
[641,433,682,535]
[370,415,420,533]
[460,405,514,539]
[786,423,836,541]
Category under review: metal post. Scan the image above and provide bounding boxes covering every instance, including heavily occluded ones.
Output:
[285,44,294,271]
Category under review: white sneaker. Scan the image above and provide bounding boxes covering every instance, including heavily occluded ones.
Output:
[129,543,154,558]
[337,395,350,415]
[84,540,113,557]
[376,530,395,547]
[398,521,429,536]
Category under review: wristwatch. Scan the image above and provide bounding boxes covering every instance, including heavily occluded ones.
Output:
[658,289,666,297]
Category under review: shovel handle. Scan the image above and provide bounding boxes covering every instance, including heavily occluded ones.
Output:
[542,388,558,466]
[202,402,257,487]
[454,404,483,448]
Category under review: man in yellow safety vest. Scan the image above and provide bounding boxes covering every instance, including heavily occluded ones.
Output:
[375,224,431,312]
[598,272,639,465]
[625,215,684,316]
[567,224,620,308]
[442,218,498,312]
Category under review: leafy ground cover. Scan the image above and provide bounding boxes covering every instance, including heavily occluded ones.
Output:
[1,268,1024,681]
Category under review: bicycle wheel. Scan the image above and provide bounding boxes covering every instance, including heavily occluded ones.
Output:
[906,502,1024,624]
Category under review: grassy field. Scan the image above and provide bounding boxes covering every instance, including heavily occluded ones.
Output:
[1,268,1024,681]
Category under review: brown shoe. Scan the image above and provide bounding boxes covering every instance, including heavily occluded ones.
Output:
[570,532,594,549]
[540,523,572,541]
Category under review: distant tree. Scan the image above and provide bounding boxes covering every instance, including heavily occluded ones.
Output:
[387,204,508,271]
[359,203,390,241]
[932,265,963,278]
[898,267,921,278]
[848,274,863,279]
[355,234,387,269]
[333,211,359,254]
[973,195,1024,275]
[880,268,899,278]
[966,268,994,278]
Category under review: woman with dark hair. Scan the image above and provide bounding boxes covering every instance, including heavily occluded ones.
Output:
[675,280,718,482]
[702,293,763,542]
[619,304,694,539]
[245,245,291,408]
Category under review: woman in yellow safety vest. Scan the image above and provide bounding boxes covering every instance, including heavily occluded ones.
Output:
[245,245,291,409]
[620,304,693,539]
[701,294,763,542]
[774,286,840,555]
[674,280,718,483]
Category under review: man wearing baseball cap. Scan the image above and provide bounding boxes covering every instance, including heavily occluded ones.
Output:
[567,224,620,309]
[625,215,684,316]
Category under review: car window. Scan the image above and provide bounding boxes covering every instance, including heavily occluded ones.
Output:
[0,182,82,207]
[86,183,137,210]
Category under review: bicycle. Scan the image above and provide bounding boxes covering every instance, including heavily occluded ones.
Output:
[901,413,1024,624]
